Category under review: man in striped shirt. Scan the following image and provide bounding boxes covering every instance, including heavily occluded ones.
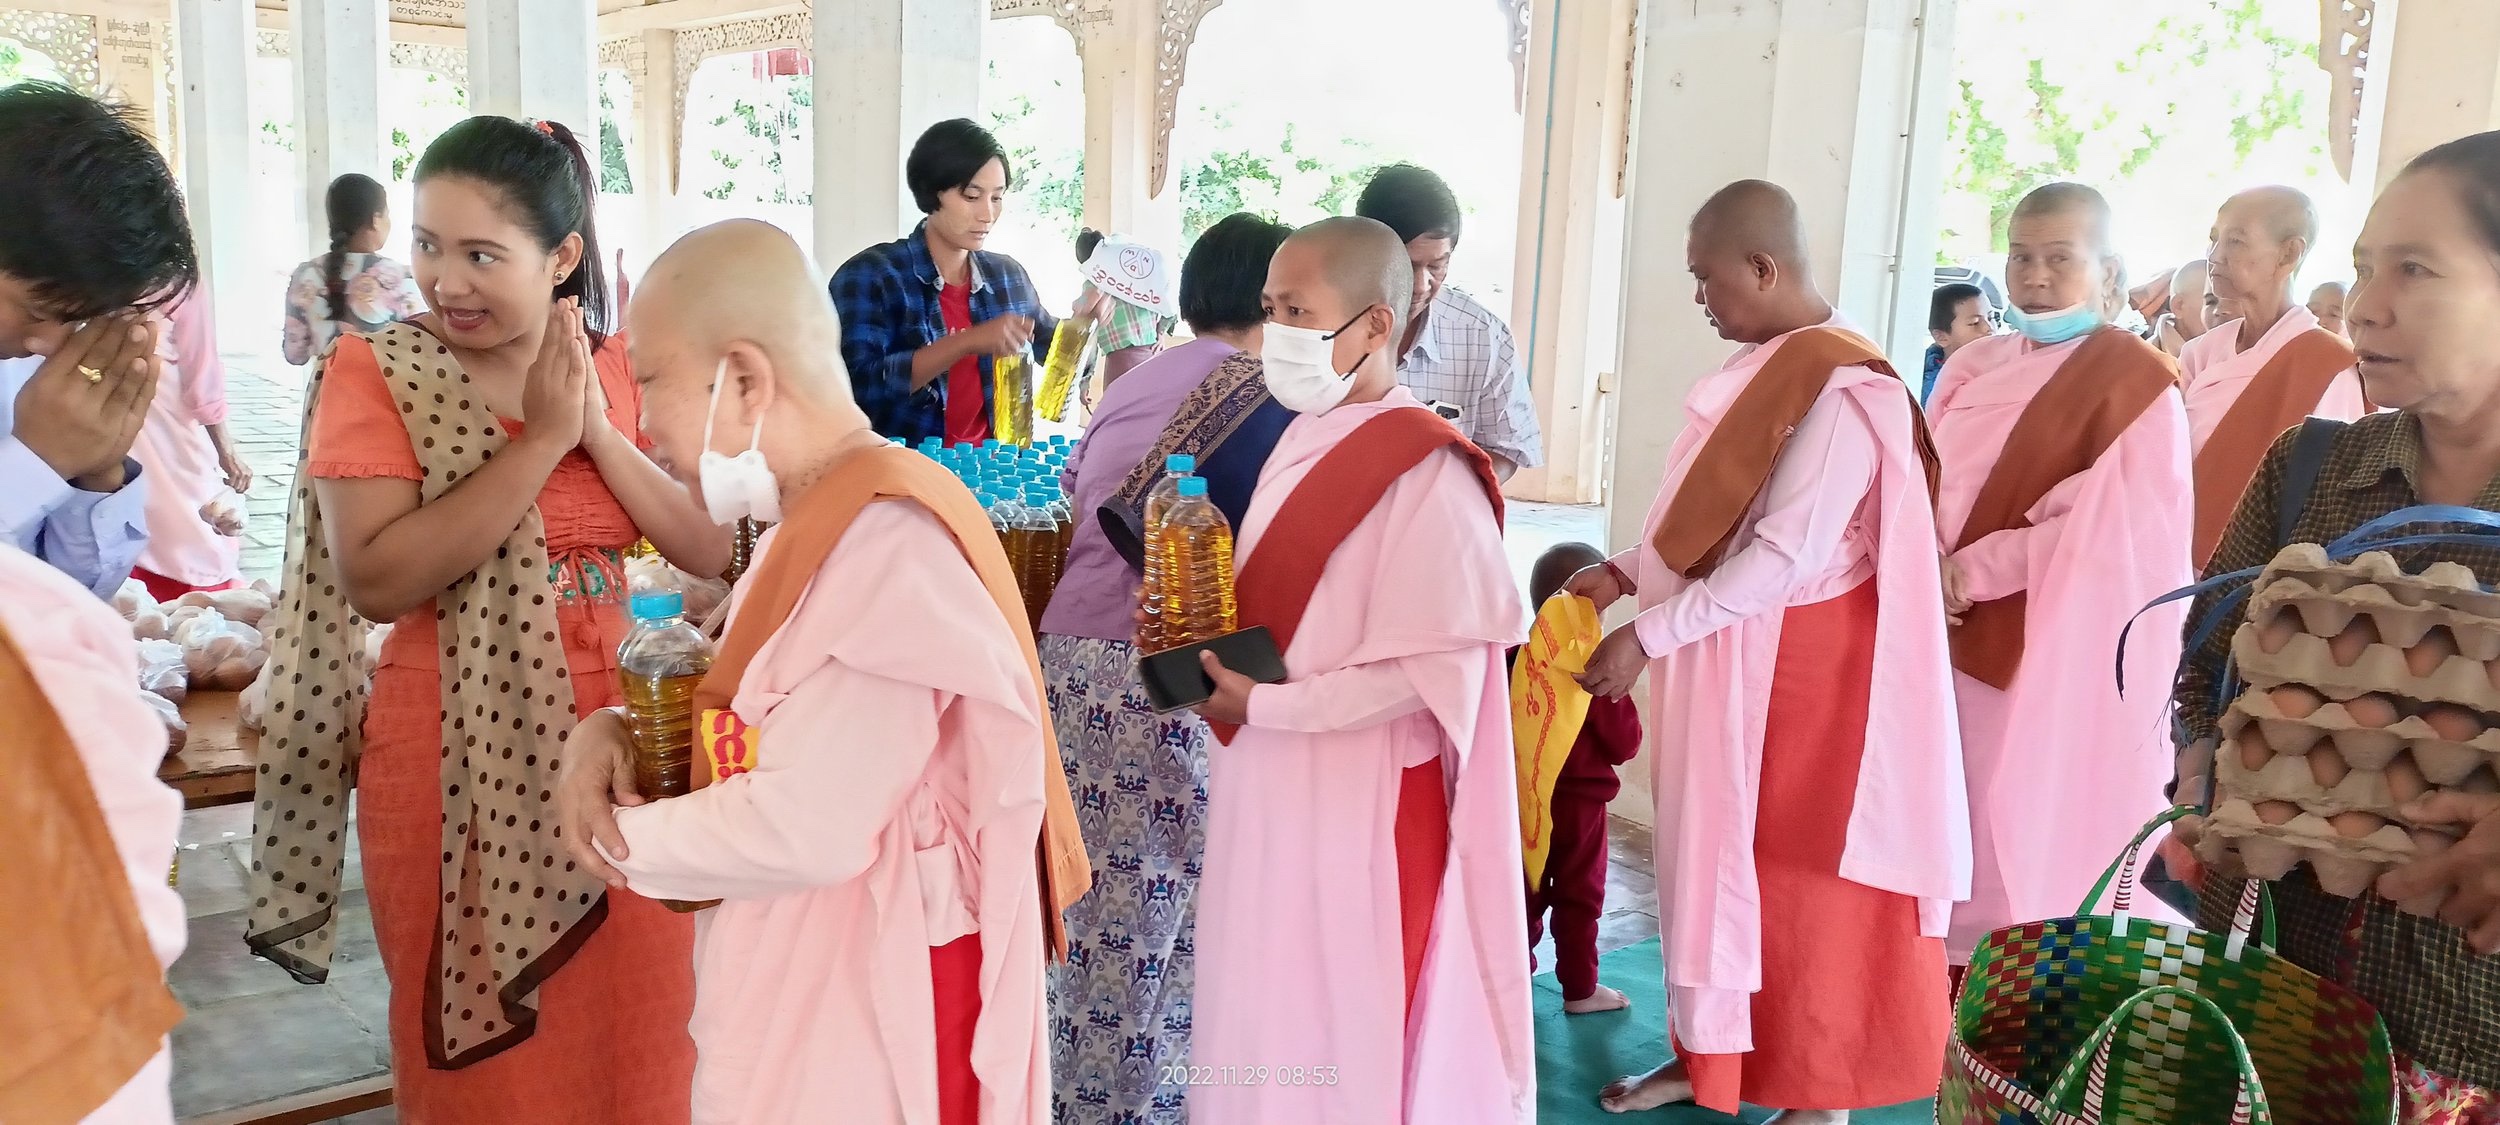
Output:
[1357,164,1544,480]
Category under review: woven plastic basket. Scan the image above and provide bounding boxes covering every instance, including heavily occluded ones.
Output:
[1941,809,2395,1125]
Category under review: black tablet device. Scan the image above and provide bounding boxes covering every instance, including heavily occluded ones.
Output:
[1137,626,1288,714]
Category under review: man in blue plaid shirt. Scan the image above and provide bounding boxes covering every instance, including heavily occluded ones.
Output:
[828,118,1057,445]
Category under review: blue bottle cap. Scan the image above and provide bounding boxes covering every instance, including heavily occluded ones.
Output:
[1176,476,1209,498]
[629,591,684,620]
[1166,454,1196,473]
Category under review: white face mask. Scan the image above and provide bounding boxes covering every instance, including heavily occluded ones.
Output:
[1260,307,1373,416]
[697,356,782,525]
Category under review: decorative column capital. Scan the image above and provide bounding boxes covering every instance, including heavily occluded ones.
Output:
[1150,0,1222,197]
[1498,0,1530,113]
[2318,0,2378,183]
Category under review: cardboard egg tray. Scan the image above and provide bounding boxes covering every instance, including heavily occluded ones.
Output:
[2199,545,2500,896]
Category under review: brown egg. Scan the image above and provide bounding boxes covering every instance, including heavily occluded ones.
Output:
[2237,729,2274,771]
[2259,614,2300,654]
[2269,686,2326,719]
[2329,619,2381,667]
[2329,810,2386,838]
[2309,750,2352,788]
[2384,755,2431,804]
[2421,703,2486,743]
[2344,693,2403,728]
[2255,800,2302,825]
[2408,627,2461,678]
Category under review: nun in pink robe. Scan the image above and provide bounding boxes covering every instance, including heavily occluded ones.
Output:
[601,504,1052,1125]
[1190,389,1536,1125]
[2181,304,2369,446]
[0,542,186,1124]
[128,291,244,598]
[1603,320,1968,1108]
[1928,331,2195,961]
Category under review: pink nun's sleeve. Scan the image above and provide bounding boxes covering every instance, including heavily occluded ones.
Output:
[605,661,940,904]
[1947,470,2087,606]
[1631,387,1878,658]
[1245,659,1429,734]
[164,293,228,426]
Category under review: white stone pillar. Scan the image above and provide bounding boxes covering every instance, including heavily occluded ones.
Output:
[2361,0,2500,195]
[812,0,984,268]
[1601,0,1956,826]
[1501,0,1636,506]
[1076,4,1184,258]
[292,0,390,259]
[174,0,255,332]
[466,0,596,133]
[633,28,681,263]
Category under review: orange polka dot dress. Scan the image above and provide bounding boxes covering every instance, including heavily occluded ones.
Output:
[304,331,695,1124]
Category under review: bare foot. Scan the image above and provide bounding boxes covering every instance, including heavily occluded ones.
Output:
[1764,1111,1850,1124]
[1599,1059,1693,1113]
[1564,983,1631,1015]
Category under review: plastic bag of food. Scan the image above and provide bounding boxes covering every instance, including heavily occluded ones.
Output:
[199,490,247,537]
[178,608,269,691]
[112,579,158,622]
[140,691,187,759]
[137,638,188,702]
[133,607,172,641]
[681,572,730,628]
[178,587,273,629]
[238,661,269,732]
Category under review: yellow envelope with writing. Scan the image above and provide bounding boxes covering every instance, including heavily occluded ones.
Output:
[1512,594,1600,886]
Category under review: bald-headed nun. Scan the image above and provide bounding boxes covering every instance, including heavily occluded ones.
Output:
[2182,186,2368,566]
[1182,216,1534,1124]
[1928,183,2195,972]
[1566,180,1966,1122]
[554,220,1089,1125]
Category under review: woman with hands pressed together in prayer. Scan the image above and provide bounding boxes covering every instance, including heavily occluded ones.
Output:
[246,116,725,1125]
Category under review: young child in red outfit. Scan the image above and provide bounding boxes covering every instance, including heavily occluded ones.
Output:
[1523,542,1644,1014]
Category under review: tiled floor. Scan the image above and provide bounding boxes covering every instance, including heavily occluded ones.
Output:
[181,351,1635,1125]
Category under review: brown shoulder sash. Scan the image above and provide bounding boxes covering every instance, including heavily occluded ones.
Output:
[2190,327,2356,566]
[1207,408,1503,744]
[691,443,1091,958]
[1650,327,1938,578]
[1952,327,2178,688]
[0,623,184,1125]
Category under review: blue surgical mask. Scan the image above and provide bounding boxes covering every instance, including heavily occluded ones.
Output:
[2002,301,2105,346]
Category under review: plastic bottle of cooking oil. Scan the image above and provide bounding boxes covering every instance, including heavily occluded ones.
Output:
[1147,476,1237,649]
[618,578,713,801]
[993,354,1033,446]
[1136,456,1196,652]
[1037,316,1093,422]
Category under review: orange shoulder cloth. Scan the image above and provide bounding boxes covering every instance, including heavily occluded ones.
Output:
[2189,328,2355,566]
[691,443,1092,959]
[1650,326,1938,578]
[0,624,183,1125]
[1950,327,2178,688]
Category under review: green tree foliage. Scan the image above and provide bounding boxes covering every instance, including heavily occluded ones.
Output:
[598,71,633,195]
[987,86,1086,232]
[1174,108,1381,242]
[1944,0,2323,255]
[701,73,810,204]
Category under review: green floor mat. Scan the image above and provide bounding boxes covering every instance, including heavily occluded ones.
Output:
[1533,938,1937,1123]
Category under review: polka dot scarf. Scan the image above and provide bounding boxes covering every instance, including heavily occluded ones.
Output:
[246,323,602,1068]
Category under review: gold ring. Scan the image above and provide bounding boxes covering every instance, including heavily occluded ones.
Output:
[77,364,103,384]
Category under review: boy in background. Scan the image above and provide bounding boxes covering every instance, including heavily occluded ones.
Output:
[1524,542,1642,1014]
